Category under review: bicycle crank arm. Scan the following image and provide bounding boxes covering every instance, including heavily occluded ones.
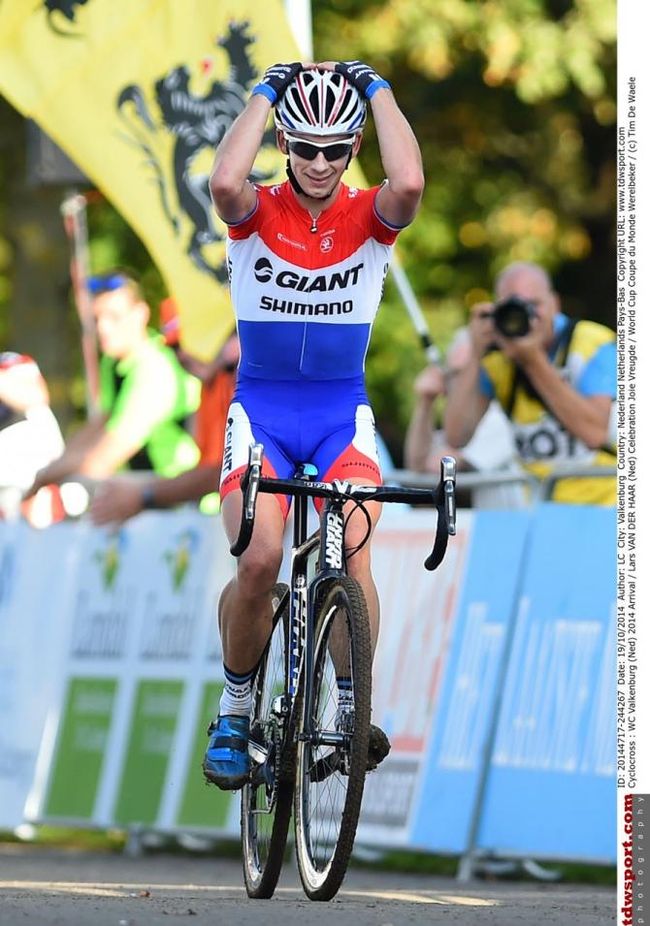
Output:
[300,731,347,747]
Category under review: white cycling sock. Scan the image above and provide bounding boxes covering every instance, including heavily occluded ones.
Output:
[218,664,255,717]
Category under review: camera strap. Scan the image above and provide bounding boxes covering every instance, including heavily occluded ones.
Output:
[504,318,577,420]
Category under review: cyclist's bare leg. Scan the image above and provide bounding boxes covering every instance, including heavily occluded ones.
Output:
[342,490,382,654]
[218,489,286,675]
[327,487,390,766]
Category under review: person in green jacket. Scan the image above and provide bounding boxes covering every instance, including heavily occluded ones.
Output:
[26,271,200,499]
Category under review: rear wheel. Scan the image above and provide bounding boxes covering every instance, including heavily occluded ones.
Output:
[241,583,294,898]
[294,577,372,901]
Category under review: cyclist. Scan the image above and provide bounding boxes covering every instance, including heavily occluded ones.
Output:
[203,61,424,790]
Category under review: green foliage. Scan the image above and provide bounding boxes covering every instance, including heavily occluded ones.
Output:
[1,1,615,458]
[314,0,615,456]
[87,198,166,326]
[0,102,20,348]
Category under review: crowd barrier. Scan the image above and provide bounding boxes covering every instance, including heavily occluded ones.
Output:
[0,501,615,870]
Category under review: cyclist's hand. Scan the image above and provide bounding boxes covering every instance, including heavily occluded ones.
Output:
[252,62,303,104]
[335,61,391,99]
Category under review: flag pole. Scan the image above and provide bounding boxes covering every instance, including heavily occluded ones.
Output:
[283,0,313,58]
[60,191,100,415]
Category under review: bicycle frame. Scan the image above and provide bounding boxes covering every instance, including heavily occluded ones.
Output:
[233,441,457,775]
[284,468,350,751]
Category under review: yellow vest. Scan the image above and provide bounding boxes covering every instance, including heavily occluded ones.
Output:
[482,319,615,505]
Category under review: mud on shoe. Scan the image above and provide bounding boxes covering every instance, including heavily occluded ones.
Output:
[367,723,391,771]
[202,715,251,791]
[336,705,391,772]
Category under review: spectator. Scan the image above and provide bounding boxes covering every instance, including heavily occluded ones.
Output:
[90,301,239,525]
[404,329,523,508]
[0,351,65,526]
[25,271,200,500]
[444,262,616,505]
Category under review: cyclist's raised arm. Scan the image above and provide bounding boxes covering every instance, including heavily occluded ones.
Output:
[327,62,424,229]
[210,63,304,224]
[209,95,267,224]
[371,88,425,229]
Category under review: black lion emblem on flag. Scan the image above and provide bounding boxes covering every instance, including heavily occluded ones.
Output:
[43,0,89,35]
[116,21,276,284]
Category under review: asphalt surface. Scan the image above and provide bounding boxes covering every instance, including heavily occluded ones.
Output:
[0,842,616,926]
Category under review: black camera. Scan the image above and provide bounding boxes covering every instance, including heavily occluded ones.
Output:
[491,295,536,338]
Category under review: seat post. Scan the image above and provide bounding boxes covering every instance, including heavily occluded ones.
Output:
[293,463,318,548]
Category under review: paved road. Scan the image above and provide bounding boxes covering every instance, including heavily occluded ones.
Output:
[0,844,615,926]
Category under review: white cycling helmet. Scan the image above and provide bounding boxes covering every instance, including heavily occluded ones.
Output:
[275,69,366,137]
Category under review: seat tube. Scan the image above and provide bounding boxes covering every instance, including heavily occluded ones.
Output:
[288,489,310,700]
[293,490,309,549]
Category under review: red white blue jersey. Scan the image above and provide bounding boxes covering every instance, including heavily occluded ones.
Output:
[227,181,399,381]
[220,180,401,512]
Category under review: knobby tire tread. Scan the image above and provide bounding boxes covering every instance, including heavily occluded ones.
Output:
[241,583,294,899]
[294,576,372,901]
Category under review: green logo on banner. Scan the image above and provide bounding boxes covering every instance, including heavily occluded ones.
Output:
[93,532,126,589]
[164,529,199,591]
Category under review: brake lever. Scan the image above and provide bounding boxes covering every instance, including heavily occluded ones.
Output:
[230,442,264,557]
[244,442,264,519]
[440,455,457,536]
[423,455,457,572]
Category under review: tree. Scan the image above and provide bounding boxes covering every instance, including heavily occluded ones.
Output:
[313,0,616,462]
[1,2,616,464]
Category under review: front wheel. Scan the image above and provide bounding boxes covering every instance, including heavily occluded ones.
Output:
[294,576,372,901]
[241,583,294,899]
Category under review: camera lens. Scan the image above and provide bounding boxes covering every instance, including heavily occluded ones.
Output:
[492,296,534,338]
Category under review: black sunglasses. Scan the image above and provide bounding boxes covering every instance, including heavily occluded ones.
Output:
[87,273,130,295]
[285,135,354,163]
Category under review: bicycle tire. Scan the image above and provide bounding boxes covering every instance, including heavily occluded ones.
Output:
[241,583,295,899]
[294,576,372,901]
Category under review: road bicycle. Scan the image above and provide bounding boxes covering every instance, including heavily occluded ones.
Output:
[229,443,457,901]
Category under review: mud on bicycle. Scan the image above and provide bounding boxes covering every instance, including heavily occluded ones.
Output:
[225,443,457,901]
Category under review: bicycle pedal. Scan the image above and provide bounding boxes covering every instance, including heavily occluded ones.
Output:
[247,739,269,765]
[250,761,274,788]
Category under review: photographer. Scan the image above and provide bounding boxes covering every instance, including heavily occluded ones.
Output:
[444,262,616,505]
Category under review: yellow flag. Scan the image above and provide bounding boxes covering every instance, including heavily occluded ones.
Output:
[0,1,368,359]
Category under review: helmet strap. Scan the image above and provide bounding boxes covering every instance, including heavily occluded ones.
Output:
[285,159,338,202]
[286,159,307,196]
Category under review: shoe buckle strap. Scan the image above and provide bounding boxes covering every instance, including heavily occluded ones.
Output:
[209,735,248,752]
